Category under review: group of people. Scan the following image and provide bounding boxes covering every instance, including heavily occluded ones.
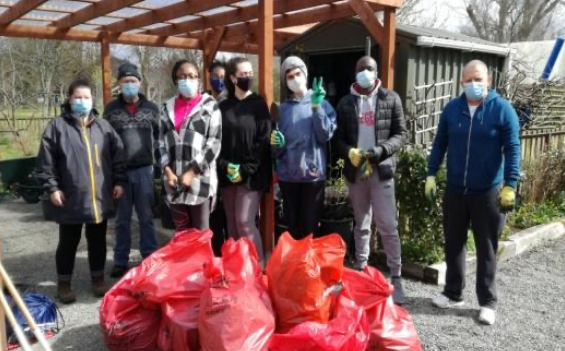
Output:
[36,54,520,326]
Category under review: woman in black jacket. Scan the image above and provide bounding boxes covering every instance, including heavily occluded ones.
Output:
[218,57,271,264]
[36,79,126,304]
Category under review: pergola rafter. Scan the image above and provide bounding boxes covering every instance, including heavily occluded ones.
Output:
[0,0,49,24]
[52,0,146,29]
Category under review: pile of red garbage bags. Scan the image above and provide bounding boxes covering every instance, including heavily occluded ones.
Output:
[100,230,422,351]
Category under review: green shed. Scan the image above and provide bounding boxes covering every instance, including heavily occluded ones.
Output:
[277,19,512,145]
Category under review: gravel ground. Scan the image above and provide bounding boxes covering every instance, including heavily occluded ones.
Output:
[1,200,564,351]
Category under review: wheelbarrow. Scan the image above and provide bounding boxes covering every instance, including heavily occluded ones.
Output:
[0,156,43,204]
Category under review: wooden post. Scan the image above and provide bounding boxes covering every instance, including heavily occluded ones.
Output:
[100,33,112,107]
[382,8,397,89]
[203,27,226,92]
[258,0,275,256]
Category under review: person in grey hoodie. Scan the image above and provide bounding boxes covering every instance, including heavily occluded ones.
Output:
[334,56,408,305]
[271,56,337,239]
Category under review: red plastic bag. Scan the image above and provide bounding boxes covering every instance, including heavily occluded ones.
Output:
[199,238,275,351]
[342,267,423,351]
[269,292,370,351]
[266,232,346,332]
[100,278,160,351]
[129,229,215,303]
[157,304,201,351]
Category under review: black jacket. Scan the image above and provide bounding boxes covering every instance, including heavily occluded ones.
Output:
[36,110,126,224]
[103,93,160,169]
[334,86,407,183]
[218,93,272,191]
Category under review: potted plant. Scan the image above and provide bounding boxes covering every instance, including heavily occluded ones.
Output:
[320,159,355,258]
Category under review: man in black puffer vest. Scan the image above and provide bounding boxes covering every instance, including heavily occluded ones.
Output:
[334,56,408,304]
[104,63,160,278]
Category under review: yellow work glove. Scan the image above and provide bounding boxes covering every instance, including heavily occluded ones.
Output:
[499,186,516,213]
[348,148,364,168]
[425,176,437,203]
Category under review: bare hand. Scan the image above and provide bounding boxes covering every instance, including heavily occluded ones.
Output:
[181,170,195,188]
[50,190,65,207]
[165,167,178,188]
[113,185,124,200]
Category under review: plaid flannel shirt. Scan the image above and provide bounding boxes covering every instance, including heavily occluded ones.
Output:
[158,94,222,206]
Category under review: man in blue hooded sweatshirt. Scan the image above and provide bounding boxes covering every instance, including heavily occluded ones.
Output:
[271,56,337,239]
[426,60,520,325]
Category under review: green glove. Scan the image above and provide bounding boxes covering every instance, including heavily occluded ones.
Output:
[360,159,373,180]
[425,176,437,203]
[499,186,516,213]
[270,130,285,149]
[227,163,242,183]
[311,77,326,108]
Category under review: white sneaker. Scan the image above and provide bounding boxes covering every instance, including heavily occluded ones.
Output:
[432,294,465,309]
[478,307,496,325]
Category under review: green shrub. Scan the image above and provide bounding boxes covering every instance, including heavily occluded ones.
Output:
[395,147,446,264]
[508,194,565,229]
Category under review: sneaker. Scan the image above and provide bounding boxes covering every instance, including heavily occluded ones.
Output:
[478,307,496,325]
[432,294,465,309]
[57,280,76,304]
[391,277,406,305]
[352,260,367,271]
[110,265,128,278]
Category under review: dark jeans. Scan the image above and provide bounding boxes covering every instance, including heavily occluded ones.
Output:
[442,187,505,308]
[210,198,228,256]
[279,180,325,239]
[114,166,157,267]
[169,200,210,231]
[57,221,107,281]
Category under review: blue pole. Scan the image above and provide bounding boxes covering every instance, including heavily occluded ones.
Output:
[541,37,565,81]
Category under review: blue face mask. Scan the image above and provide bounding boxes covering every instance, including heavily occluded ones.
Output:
[210,78,224,93]
[465,82,486,100]
[356,70,377,89]
[121,82,140,98]
[178,79,199,98]
[71,98,93,117]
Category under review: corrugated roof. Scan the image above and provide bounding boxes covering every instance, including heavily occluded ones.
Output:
[396,24,506,48]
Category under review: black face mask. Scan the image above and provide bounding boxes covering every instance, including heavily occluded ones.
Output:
[235,77,253,92]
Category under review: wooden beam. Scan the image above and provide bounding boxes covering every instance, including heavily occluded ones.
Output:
[258,0,275,256]
[103,0,237,34]
[145,0,333,37]
[348,0,385,45]
[52,0,145,29]
[223,1,384,39]
[203,27,226,91]
[0,0,49,24]
[0,23,203,50]
[382,8,397,89]
[365,0,403,8]
[101,34,112,106]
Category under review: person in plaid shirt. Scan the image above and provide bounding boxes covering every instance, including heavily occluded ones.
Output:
[158,59,222,231]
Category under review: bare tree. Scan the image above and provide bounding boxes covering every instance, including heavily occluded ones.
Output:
[464,0,565,43]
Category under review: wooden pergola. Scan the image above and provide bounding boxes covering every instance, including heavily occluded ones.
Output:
[0,0,400,274]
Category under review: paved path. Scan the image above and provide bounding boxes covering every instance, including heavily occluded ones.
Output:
[1,200,563,351]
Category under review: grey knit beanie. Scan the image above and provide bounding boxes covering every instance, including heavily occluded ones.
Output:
[281,56,308,90]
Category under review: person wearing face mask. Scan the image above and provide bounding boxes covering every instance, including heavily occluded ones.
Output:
[426,60,520,325]
[36,79,126,304]
[271,56,336,239]
[217,57,271,264]
[334,56,408,305]
[158,60,222,233]
[208,61,227,103]
[103,62,160,278]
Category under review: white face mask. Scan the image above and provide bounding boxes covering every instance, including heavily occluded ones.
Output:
[356,70,377,89]
[287,75,308,95]
[178,79,199,98]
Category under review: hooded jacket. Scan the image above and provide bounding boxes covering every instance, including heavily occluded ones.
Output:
[36,109,127,224]
[334,82,407,183]
[218,93,272,191]
[428,90,520,193]
[274,91,336,182]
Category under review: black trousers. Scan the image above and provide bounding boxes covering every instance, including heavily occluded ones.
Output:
[169,200,210,231]
[442,187,505,308]
[279,181,325,239]
[209,199,228,256]
[56,221,108,281]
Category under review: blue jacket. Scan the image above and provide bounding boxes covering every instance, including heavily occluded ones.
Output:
[274,92,337,182]
[428,90,520,194]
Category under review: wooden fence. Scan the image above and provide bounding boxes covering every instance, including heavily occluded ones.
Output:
[520,128,565,164]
